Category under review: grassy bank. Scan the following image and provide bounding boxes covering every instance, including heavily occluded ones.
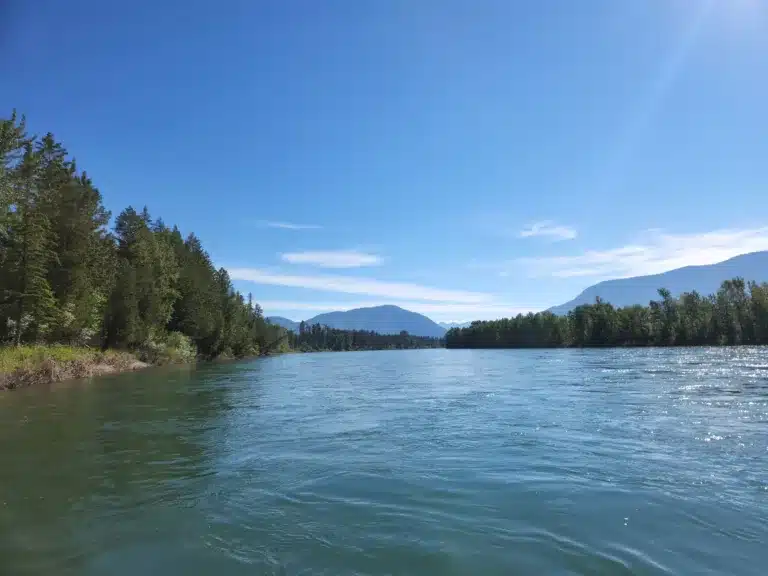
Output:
[0,346,149,391]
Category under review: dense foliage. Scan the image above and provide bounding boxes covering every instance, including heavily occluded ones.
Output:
[445,279,768,348]
[0,111,444,361]
[0,112,287,359]
[287,322,444,352]
[9,110,762,359]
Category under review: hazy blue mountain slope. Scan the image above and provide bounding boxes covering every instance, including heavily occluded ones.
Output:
[548,251,768,315]
[266,316,300,331]
[439,322,472,330]
[305,305,446,338]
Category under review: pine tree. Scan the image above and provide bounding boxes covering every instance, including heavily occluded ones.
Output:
[2,141,59,343]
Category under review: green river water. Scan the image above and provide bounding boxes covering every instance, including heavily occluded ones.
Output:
[1,348,766,575]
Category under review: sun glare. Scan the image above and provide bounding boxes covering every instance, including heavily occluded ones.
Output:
[716,0,766,31]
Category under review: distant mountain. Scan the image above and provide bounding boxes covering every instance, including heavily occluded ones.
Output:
[548,251,768,315]
[439,322,472,330]
[266,316,300,332]
[266,305,447,337]
[306,305,446,338]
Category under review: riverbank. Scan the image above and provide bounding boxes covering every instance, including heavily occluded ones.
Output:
[0,344,417,391]
[0,346,150,391]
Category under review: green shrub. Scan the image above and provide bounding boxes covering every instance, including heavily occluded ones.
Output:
[163,331,197,364]
[0,345,96,373]
[138,331,197,365]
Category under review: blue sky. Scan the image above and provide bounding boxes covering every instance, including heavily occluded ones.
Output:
[3,0,768,322]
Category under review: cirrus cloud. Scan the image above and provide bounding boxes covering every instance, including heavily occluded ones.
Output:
[258,220,322,230]
[280,250,382,268]
[519,220,577,241]
[228,268,492,304]
[518,226,768,279]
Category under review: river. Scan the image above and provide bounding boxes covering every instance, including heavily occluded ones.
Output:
[0,348,766,574]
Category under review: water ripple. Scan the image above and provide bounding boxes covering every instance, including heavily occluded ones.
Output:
[1,348,767,574]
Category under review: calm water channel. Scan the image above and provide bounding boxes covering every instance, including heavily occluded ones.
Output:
[1,348,766,575]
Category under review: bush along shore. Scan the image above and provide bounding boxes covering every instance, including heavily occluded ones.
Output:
[0,328,445,390]
[1,110,291,390]
[0,346,149,390]
[0,111,443,390]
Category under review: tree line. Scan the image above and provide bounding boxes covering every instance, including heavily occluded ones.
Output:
[286,322,443,352]
[445,279,768,349]
[0,111,440,361]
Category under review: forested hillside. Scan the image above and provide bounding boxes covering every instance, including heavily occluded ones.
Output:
[269,305,448,337]
[1,111,442,365]
[302,305,446,338]
[288,324,443,352]
[446,280,768,348]
[266,316,300,332]
[547,252,768,315]
[0,111,287,360]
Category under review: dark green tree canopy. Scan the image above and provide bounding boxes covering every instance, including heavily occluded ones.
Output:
[0,111,442,357]
[445,279,768,349]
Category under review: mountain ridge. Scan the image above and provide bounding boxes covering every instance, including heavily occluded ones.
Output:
[548,251,768,315]
[266,252,768,330]
[265,316,300,332]
[439,321,472,330]
[267,305,446,338]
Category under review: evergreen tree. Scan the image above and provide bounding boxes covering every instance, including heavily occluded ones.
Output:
[446,279,768,349]
[4,110,768,360]
[1,139,58,343]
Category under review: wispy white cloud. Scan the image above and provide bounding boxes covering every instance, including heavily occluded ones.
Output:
[280,250,382,268]
[259,220,322,230]
[518,227,768,280]
[519,221,577,241]
[228,268,492,304]
[258,300,538,323]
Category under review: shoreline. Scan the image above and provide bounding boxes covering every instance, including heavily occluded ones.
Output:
[0,345,300,391]
[0,348,151,391]
[0,346,442,391]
